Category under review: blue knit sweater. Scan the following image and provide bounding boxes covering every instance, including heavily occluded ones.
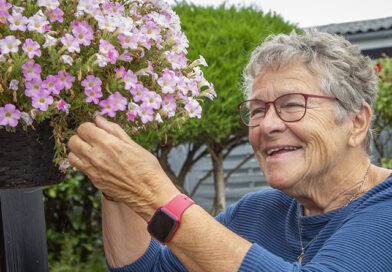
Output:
[108,174,392,271]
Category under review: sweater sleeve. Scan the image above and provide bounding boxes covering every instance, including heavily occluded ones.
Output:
[106,239,188,272]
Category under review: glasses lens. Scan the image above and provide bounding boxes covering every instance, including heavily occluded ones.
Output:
[276,94,306,121]
[239,100,265,126]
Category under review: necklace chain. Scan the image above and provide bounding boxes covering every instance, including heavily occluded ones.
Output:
[297,163,371,264]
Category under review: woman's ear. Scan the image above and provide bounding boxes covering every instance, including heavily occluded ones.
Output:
[348,103,372,148]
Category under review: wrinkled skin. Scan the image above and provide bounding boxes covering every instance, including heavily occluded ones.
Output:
[68,116,179,220]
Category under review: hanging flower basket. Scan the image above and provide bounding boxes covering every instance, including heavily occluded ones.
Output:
[0,0,216,173]
[0,120,63,188]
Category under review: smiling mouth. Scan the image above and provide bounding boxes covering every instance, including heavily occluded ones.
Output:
[266,146,301,156]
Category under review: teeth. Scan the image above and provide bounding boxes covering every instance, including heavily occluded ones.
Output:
[267,147,299,155]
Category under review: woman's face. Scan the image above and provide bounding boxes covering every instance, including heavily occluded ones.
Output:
[249,62,352,193]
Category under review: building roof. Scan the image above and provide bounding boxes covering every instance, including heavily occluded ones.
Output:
[314,16,392,35]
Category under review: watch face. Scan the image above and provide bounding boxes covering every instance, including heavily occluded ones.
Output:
[148,209,178,243]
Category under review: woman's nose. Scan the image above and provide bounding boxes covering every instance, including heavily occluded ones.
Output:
[257,104,286,134]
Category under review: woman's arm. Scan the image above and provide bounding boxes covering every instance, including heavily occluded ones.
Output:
[101,197,151,268]
[68,116,252,271]
[166,204,252,271]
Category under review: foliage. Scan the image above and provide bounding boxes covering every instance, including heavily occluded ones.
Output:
[49,246,106,272]
[44,174,103,264]
[0,0,214,170]
[374,55,392,168]
[170,3,296,145]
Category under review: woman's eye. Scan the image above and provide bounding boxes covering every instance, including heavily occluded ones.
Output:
[251,108,265,117]
[281,103,304,108]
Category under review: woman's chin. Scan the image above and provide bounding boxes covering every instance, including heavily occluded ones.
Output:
[265,172,297,191]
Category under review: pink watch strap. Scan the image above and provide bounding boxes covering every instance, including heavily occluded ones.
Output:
[163,194,195,221]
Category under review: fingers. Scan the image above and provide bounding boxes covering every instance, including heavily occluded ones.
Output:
[68,134,93,161]
[95,115,134,145]
[68,151,84,170]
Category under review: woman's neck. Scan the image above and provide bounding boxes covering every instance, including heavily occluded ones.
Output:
[294,157,372,216]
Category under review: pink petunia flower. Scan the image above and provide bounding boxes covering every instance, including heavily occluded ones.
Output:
[7,13,28,31]
[194,55,208,67]
[81,75,102,90]
[108,92,127,111]
[142,91,162,110]
[47,8,64,23]
[162,95,176,117]
[118,33,138,50]
[157,68,177,94]
[123,70,138,90]
[43,75,62,95]
[185,99,202,118]
[31,89,54,111]
[95,53,109,67]
[115,66,126,78]
[102,2,125,16]
[72,21,93,46]
[61,55,73,65]
[25,78,43,97]
[155,113,163,123]
[57,70,75,90]
[205,83,217,100]
[0,104,21,127]
[0,1,13,11]
[138,104,154,124]
[127,102,139,121]
[140,20,161,42]
[61,34,80,53]
[119,50,133,62]
[107,48,119,64]
[166,51,187,70]
[9,80,19,91]
[43,34,57,48]
[38,0,60,10]
[99,99,117,117]
[27,14,49,34]
[22,38,41,59]
[96,15,118,32]
[12,6,25,14]
[57,99,70,114]
[59,159,71,171]
[130,83,148,102]
[22,61,41,81]
[0,35,22,54]
[0,9,9,24]
[85,86,103,104]
[187,79,199,97]
[99,39,118,64]
[20,112,33,126]
[176,75,189,96]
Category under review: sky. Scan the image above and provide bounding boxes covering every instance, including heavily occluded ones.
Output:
[165,0,392,28]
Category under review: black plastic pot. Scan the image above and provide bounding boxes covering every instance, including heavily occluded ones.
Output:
[0,121,64,188]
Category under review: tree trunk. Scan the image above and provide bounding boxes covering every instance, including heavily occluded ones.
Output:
[209,148,226,216]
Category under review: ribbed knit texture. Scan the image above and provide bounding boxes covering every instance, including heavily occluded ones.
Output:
[108,174,392,271]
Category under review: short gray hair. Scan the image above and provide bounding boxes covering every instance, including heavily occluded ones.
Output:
[243,29,379,155]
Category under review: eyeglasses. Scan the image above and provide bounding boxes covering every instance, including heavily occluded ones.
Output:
[237,93,338,127]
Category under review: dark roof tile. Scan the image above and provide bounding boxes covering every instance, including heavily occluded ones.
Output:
[313,16,392,35]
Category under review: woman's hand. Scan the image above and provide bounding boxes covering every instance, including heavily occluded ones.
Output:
[68,115,179,220]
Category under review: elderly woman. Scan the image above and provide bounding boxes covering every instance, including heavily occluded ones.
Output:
[68,29,392,271]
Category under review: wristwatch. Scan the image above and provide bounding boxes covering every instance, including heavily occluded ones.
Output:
[147,194,195,243]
